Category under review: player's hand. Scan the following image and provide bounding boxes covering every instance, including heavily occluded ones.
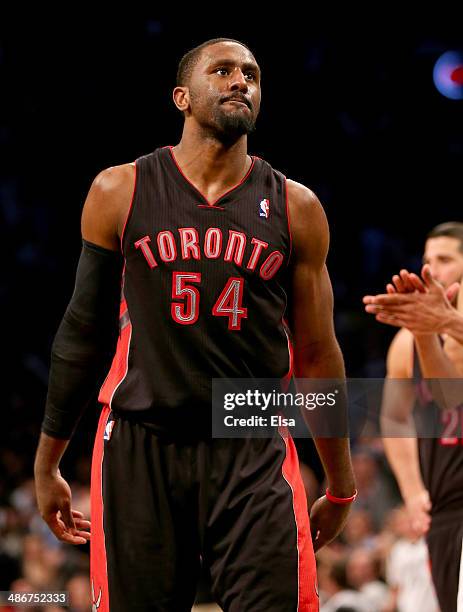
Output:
[404,489,431,537]
[386,268,425,295]
[309,495,352,552]
[363,265,459,332]
[35,468,91,545]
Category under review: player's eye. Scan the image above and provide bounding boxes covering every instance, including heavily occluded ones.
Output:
[216,68,229,76]
[245,72,256,81]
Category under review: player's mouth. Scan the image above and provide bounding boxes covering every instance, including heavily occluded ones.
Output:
[221,97,252,110]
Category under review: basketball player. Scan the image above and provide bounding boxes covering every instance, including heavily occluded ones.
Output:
[364,222,463,612]
[34,38,356,612]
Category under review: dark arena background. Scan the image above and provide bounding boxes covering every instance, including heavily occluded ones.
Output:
[1,13,462,611]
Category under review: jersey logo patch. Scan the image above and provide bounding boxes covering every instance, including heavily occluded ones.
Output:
[104,419,115,441]
[259,198,270,218]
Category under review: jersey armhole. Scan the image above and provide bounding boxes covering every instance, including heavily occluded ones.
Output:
[120,160,138,254]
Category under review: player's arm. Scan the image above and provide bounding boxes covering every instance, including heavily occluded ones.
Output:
[381,329,431,536]
[286,180,355,551]
[34,163,134,545]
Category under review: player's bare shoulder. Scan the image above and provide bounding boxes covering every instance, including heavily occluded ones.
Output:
[81,162,136,250]
[286,179,329,264]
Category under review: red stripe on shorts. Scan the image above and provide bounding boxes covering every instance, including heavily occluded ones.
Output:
[90,404,111,612]
[280,429,319,611]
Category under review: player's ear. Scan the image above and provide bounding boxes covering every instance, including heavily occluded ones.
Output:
[173,87,190,113]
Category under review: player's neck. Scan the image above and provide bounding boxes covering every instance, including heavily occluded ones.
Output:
[172,128,251,196]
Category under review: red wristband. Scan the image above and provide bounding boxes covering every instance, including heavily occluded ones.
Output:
[325,488,358,505]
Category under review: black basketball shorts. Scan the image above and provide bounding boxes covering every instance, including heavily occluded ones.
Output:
[426,515,463,612]
[90,405,319,611]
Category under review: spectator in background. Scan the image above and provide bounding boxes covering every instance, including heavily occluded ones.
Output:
[350,449,398,530]
[346,548,388,611]
[342,509,376,551]
[319,560,371,612]
[66,573,91,611]
[383,506,439,612]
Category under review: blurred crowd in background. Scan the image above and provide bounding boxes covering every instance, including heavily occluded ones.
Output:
[1,13,461,612]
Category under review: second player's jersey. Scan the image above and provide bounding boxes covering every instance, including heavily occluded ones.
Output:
[99,147,292,429]
[413,348,463,522]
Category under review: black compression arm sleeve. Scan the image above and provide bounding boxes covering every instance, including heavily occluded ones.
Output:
[41,240,123,439]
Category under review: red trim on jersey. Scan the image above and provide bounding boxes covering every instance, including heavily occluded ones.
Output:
[90,405,111,612]
[98,298,132,407]
[284,177,293,267]
[197,204,226,211]
[281,323,294,392]
[120,162,138,254]
[168,146,256,207]
[279,429,319,611]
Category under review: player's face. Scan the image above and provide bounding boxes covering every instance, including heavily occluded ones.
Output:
[423,236,463,288]
[188,42,261,141]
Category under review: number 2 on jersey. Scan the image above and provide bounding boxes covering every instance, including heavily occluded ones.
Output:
[171,272,248,330]
[440,406,463,445]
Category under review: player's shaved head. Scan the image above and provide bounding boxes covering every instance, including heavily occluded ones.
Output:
[176,38,254,87]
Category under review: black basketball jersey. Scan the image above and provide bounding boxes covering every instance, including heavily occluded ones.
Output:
[99,147,292,431]
[413,347,463,522]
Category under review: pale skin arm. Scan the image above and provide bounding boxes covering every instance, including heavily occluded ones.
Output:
[381,329,431,537]
[34,163,134,545]
[286,180,356,551]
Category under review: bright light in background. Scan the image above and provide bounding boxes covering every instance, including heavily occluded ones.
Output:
[433,50,463,100]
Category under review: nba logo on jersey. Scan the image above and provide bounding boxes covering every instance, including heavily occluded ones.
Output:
[104,419,115,441]
[259,198,270,218]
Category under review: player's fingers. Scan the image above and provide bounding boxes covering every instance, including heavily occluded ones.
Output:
[365,303,405,314]
[375,314,402,327]
[362,295,376,304]
[409,273,426,293]
[71,510,84,518]
[411,519,429,537]
[48,515,87,545]
[421,264,435,288]
[59,502,76,532]
[73,529,91,541]
[399,269,415,292]
[446,282,460,304]
[74,518,91,530]
[370,293,410,305]
[392,275,405,293]
[386,284,396,294]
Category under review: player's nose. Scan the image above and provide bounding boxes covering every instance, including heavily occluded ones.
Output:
[229,69,248,92]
